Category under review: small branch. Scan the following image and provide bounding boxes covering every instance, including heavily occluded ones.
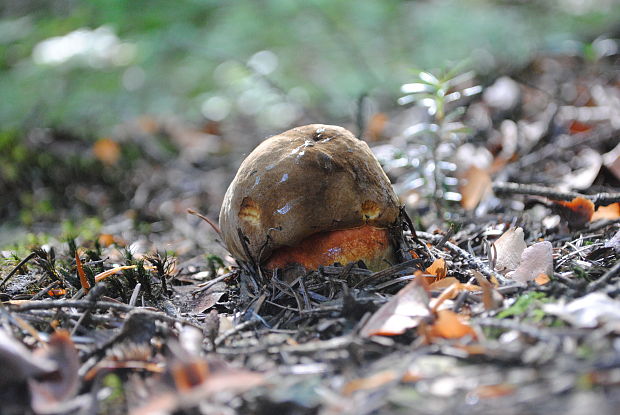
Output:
[8,300,200,328]
[493,182,620,206]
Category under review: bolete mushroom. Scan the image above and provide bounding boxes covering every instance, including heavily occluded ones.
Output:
[219,124,402,272]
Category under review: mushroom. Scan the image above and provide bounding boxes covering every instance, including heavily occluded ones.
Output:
[219,124,402,272]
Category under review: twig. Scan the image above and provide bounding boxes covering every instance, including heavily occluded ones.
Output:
[8,300,200,328]
[31,280,61,300]
[493,182,620,207]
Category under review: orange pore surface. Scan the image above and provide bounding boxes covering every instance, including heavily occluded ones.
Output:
[265,225,393,271]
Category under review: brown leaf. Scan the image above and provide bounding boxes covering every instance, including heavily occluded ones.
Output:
[459,165,492,210]
[428,277,480,299]
[360,279,431,337]
[535,273,550,285]
[427,310,477,340]
[29,331,80,413]
[0,329,56,385]
[473,271,503,311]
[189,282,226,314]
[426,257,447,282]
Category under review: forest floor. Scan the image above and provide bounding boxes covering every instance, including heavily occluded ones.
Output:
[1,52,620,415]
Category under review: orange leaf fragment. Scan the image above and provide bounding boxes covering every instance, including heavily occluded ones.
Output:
[568,120,593,134]
[47,288,66,297]
[425,257,447,282]
[459,165,492,210]
[75,251,91,293]
[592,203,620,221]
[473,271,503,311]
[535,273,550,285]
[428,277,480,299]
[428,309,477,340]
[552,197,594,228]
[92,138,121,166]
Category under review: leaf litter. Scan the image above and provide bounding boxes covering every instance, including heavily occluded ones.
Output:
[1,52,620,415]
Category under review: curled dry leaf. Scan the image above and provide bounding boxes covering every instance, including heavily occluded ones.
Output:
[426,310,477,340]
[29,330,80,414]
[507,241,554,283]
[428,277,480,295]
[425,257,447,282]
[492,227,526,272]
[360,279,431,337]
[459,165,492,211]
[0,329,56,385]
[473,271,503,311]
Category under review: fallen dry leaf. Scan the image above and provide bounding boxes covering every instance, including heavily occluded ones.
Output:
[428,277,480,294]
[29,331,80,414]
[492,227,526,272]
[427,309,477,340]
[360,279,431,337]
[473,271,503,311]
[534,273,551,285]
[426,257,447,282]
[459,165,492,210]
[508,241,554,283]
[592,203,620,221]
[0,329,56,385]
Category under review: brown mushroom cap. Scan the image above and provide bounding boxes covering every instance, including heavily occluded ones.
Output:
[218,124,401,267]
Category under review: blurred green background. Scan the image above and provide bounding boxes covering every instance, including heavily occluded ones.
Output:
[2,0,619,134]
[1,0,619,233]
